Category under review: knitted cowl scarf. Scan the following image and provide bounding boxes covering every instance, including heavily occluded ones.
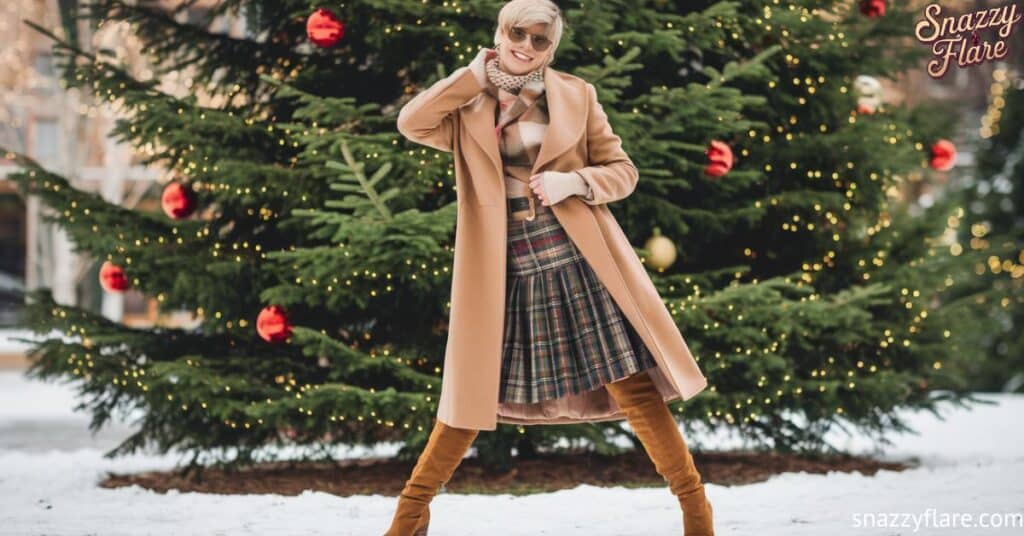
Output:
[485,54,545,95]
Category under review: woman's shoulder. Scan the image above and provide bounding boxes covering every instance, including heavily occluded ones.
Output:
[546,67,590,92]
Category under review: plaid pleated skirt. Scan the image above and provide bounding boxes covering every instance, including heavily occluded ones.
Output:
[499,196,660,405]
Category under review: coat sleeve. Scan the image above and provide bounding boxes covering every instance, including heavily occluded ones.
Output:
[574,82,639,205]
[396,66,484,153]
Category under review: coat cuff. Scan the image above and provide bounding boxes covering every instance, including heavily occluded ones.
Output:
[573,83,639,205]
[573,170,596,202]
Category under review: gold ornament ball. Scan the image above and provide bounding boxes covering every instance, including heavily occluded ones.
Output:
[644,227,677,270]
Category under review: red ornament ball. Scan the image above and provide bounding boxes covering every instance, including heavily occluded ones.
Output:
[161,181,197,219]
[704,140,734,178]
[306,8,345,48]
[929,139,957,171]
[859,0,885,17]
[99,260,128,293]
[257,305,293,343]
[856,102,878,115]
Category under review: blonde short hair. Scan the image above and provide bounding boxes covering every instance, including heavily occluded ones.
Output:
[492,0,566,65]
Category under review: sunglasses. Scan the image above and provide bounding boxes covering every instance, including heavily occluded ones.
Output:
[508,26,552,52]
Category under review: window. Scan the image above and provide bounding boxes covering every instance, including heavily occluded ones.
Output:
[0,189,26,327]
[30,118,58,163]
[32,52,56,93]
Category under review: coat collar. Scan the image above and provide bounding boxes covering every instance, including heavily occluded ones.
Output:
[462,64,587,180]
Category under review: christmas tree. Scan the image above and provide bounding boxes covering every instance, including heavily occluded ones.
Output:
[949,67,1024,392]
[1,0,984,471]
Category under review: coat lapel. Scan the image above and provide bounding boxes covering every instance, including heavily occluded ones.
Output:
[462,65,588,191]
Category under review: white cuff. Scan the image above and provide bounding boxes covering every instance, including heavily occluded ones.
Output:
[542,171,593,205]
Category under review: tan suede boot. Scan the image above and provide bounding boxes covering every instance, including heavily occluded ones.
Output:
[605,370,715,536]
[383,417,479,536]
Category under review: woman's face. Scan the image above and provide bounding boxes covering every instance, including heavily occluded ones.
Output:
[497,22,554,75]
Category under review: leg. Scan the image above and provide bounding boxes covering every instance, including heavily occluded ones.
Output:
[604,370,715,536]
[384,417,479,536]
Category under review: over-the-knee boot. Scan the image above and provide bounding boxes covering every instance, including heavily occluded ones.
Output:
[383,417,479,536]
[605,370,715,536]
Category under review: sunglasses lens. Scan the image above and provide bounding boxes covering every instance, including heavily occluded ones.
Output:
[509,27,551,51]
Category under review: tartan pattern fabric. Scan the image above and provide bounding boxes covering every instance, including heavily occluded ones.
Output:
[500,201,660,404]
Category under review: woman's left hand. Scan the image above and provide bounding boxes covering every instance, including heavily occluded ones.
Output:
[529,171,592,206]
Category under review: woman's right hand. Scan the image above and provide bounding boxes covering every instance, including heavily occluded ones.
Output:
[469,47,496,88]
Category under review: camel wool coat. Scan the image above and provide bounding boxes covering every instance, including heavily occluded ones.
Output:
[396,62,708,431]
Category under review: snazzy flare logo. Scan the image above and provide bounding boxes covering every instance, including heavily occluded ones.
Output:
[914,2,1022,79]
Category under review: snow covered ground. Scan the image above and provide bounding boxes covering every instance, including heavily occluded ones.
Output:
[1,370,1022,536]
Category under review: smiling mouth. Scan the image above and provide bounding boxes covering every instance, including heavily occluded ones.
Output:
[511,50,533,62]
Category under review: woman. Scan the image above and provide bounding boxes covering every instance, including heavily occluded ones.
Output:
[386,1,713,534]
